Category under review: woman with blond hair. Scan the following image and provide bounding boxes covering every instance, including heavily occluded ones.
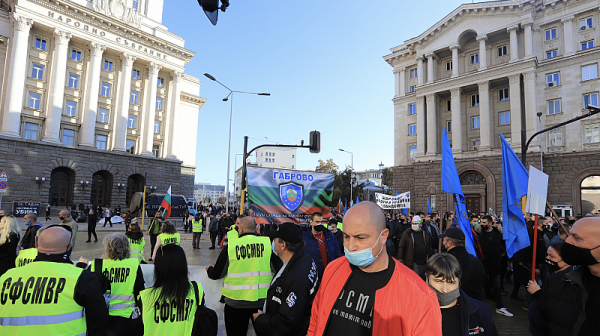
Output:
[0,214,20,276]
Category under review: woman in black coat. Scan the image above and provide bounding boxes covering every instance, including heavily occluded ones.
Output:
[0,216,21,276]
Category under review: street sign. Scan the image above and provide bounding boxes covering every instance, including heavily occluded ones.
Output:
[0,171,8,179]
[0,181,7,189]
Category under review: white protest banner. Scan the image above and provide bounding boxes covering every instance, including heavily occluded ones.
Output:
[375,191,410,209]
[526,165,549,216]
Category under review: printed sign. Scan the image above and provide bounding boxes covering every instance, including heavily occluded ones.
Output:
[13,201,41,217]
[375,191,410,209]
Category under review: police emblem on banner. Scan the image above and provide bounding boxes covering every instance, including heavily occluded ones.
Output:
[280,182,303,211]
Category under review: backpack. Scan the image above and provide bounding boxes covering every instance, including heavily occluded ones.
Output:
[191,281,218,336]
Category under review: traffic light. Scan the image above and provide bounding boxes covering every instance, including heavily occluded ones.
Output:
[309,130,320,153]
[197,0,230,26]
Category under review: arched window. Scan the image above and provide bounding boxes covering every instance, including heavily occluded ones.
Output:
[581,176,600,214]
[460,171,486,185]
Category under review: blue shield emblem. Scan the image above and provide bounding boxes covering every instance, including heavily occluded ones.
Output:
[280,183,303,212]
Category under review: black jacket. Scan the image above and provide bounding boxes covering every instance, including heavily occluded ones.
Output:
[448,246,486,302]
[88,213,98,226]
[20,223,43,250]
[332,229,344,255]
[528,266,574,336]
[395,222,410,242]
[452,289,498,336]
[253,250,319,336]
[35,253,109,335]
[529,266,590,336]
[475,226,504,276]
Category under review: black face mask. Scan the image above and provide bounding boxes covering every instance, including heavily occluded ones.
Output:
[545,258,561,272]
[561,242,600,266]
[59,216,65,221]
[313,224,324,232]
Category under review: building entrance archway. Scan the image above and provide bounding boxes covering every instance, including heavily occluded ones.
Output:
[49,168,74,206]
[460,171,487,215]
[126,174,145,206]
[581,175,600,215]
[90,170,113,207]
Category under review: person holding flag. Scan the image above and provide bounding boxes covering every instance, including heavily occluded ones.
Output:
[146,186,171,261]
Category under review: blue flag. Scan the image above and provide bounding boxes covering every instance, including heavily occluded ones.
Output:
[500,134,530,258]
[344,198,348,215]
[427,197,432,214]
[441,128,478,257]
[356,196,360,204]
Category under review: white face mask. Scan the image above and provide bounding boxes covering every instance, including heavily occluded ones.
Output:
[412,224,421,231]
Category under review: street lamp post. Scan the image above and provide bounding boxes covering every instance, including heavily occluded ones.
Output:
[202,179,209,204]
[204,73,270,213]
[339,149,354,206]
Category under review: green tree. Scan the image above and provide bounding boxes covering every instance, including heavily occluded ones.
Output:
[332,168,364,210]
[382,167,393,194]
[315,159,339,174]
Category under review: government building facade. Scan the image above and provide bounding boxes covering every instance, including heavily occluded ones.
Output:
[0,0,205,210]
[385,0,600,216]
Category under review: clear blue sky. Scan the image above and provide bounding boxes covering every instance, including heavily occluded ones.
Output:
[162,0,469,188]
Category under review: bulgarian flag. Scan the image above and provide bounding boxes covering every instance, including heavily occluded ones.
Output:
[160,186,172,219]
[337,199,343,213]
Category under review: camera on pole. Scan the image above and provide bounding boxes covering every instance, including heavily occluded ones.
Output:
[197,0,230,25]
[309,131,320,154]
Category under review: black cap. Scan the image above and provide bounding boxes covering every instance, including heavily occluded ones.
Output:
[439,227,465,240]
[268,223,303,244]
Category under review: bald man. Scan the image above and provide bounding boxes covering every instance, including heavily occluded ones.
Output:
[531,217,600,336]
[59,209,78,253]
[307,202,441,336]
[0,226,108,335]
[206,216,282,336]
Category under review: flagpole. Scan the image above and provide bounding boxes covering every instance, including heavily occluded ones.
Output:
[141,186,146,231]
[531,214,539,282]
[439,191,444,252]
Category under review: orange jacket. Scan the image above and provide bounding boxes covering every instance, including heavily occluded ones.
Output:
[307,256,442,336]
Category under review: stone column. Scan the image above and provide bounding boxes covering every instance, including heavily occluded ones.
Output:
[80,42,106,147]
[167,71,182,159]
[398,68,405,97]
[562,16,575,55]
[524,21,534,57]
[508,74,522,150]
[0,14,33,137]
[508,25,519,62]
[450,88,462,153]
[393,68,401,97]
[450,44,459,77]
[477,35,487,70]
[524,71,539,149]
[42,29,72,143]
[478,81,492,150]
[425,94,437,155]
[142,62,162,156]
[416,95,426,157]
[416,56,424,86]
[426,53,435,83]
[113,53,136,152]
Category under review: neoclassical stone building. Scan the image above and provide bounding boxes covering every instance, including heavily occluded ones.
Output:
[385,0,600,215]
[0,0,205,210]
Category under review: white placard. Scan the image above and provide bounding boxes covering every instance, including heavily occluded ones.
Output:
[526,166,549,216]
[375,191,410,209]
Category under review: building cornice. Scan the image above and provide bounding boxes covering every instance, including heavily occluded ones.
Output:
[26,0,195,63]
[180,92,206,107]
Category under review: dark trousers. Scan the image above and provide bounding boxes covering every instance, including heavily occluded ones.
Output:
[485,274,504,309]
[103,216,112,227]
[193,232,202,248]
[209,231,217,247]
[107,315,129,336]
[224,304,259,336]
[150,234,158,258]
[51,199,58,206]
[218,230,224,246]
[87,225,97,241]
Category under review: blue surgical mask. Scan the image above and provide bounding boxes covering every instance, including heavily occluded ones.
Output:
[344,232,384,267]
[24,221,31,226]
[271,240,278,256]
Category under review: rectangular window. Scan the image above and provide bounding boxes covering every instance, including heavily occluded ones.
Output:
[98,108,109,123]
[499,88,509,101]
[584,93,599,109]
[446,100,451,112]
[408,103,417,115]
[71,49,81,62]
[101,83,111,97]
[62,129,75,146]
[410,69,417,78]
[580,17,593,29]
[27,92,41,109]
[104,60,113,71]
[154,120,161,133]
[446,121,452,133]
[472,140,481,150]
[130,91,139,104]
[446,61,452,71]
[547,73,560,87]
[35,37,47,51]
[549,129,563,147]
[498,45,507,57]
[548,100,561,115]
[471,94,479,107]
[408,124,417,135]
[24,123,38,140]
[546,50,558,59]
[410,86,416,92]
[472,116,480,129]
[96,135,107,150]
[545,28,557,41]
[585,123,600,143]
[68,73,79,89]
[65,101,77,117]
[128,114,137,128]
[132,69,141,80]
[156,98,163,110]
[409,146,417,160]
[152,144,160,157]
[499,111,510,125]
[157,77,165,87]
[470,54,479,64]
[582,64,598,81]
[581,41,595,50]
[31,63,44,80]
[126,140,136,152]
[132,0,139,11]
